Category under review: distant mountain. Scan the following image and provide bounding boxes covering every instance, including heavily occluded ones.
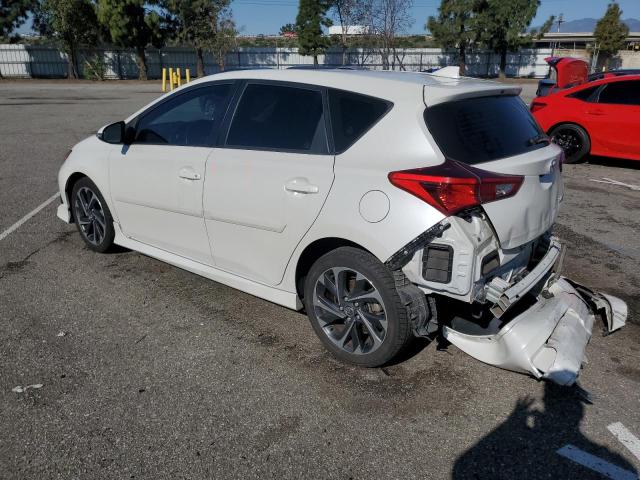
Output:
[533,18,640,33]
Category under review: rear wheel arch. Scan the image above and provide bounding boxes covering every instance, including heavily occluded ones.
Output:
[295,238,373,300]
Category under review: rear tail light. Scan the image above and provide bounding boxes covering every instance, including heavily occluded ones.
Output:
[388,159,523,215]
[530,101,547,112]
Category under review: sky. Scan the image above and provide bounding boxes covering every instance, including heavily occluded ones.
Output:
[232,0,640,36]
[13,0,640,37]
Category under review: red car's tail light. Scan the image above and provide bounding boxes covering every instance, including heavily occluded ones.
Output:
[530,101,547,113]
[388,160,524,215]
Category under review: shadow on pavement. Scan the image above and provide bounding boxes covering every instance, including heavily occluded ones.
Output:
[451,378,638,479]
[585,155,640,171]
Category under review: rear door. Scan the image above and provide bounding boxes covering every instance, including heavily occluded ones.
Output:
[203,81,334,285]
[584,79,640,159]
[424,94,563,249]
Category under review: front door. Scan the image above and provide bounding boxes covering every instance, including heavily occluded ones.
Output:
[203,81,334,285]
[110,82,234,265]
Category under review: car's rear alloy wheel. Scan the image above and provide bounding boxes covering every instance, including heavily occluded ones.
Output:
[304,247,412,367]
[313,267,388,355]
[550,124,590,164]
[71,177,115,253]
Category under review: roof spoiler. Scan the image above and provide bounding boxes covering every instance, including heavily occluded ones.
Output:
[426,66,461,79]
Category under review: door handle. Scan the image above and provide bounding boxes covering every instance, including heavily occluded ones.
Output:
[586,109,606,116]
[285,178,319,194]
[178,167,201,181]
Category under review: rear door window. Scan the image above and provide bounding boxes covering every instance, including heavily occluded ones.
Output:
[328,89,391,153]
[226,83,326,153]
[423,95,546,164]
[597,81,640,106]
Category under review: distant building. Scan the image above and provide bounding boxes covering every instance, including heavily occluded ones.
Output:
[328,25,370,36]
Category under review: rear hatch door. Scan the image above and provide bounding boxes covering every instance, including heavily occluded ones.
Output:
[546,57,589,89]
[424,93,564,249]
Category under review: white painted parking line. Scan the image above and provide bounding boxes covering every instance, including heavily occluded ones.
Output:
[609,423,640,463]
[557,445,638,480]
[0,193,59,242]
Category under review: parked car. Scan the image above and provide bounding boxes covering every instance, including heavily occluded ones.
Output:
[531,74,640,163]
[588,68,640,82]
[536,57,589,97]
[56,69,626,385]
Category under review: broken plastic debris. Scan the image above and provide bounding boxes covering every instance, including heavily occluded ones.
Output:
[11,384,43,393]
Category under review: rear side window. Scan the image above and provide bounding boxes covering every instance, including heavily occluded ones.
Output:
[328,89,391,153]
[598,81,640,106]
[424,95,545,164]
[568,85,599,101]
[226,83,326,152]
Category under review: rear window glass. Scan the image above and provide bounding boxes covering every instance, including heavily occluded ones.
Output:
[328,89,391,153]
[424,95,546,164]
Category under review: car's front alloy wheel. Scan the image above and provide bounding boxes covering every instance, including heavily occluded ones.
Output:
[71,177,115,252]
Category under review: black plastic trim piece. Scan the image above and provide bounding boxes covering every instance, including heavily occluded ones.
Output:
[384,222,450,271]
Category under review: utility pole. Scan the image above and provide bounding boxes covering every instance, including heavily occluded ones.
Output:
[551,13,564,58]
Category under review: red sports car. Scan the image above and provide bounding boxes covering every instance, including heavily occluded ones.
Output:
[531,74,640,163]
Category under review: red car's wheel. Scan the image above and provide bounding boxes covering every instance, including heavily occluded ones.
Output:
[550,124,590,164]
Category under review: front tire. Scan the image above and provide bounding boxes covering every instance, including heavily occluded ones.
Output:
[304,247,412,367]
[549,124,590,164]
[71,177,115,253]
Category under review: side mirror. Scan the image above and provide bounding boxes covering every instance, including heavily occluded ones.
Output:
[97,121,125,144]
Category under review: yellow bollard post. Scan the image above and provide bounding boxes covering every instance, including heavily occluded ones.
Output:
[177,68,182,87]
[186,68,190,83]
[161,68,167,92]
[168,67,174,91]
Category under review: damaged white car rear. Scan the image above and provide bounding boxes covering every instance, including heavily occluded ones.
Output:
[386,70,627,386]
[56,67,626,386]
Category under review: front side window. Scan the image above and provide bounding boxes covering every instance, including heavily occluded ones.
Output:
[135,83,232,147]
[597,81,640,106]
[226,83,326,152]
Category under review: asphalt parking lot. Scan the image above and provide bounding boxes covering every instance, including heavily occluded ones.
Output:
[1,79,639,479]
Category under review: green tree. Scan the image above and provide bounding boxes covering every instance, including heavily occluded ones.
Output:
[206,9,236,72]
[475,0,553,78]
[0,0,36,38]
[296,0,332,66]
[163,0,232,77]
[427,0,481,75]
[97,0,165,80]
[279,23,297,35]
[594,2,629,67]
[34,0,99,79]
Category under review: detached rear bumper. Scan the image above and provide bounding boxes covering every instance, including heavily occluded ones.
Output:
[443,277,627,385]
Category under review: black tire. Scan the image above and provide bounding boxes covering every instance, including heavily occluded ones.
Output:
[549,124,590,164]
[303,247,412,367]
[70,177,115,253]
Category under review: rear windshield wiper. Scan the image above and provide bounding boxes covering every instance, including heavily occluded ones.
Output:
[527,133,550,146]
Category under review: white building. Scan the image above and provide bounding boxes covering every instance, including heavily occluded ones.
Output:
[328,25,370,36]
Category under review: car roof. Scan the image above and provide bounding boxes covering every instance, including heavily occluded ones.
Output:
[563,73,640,94]
[186,68,522,105]
[126,68,522,123]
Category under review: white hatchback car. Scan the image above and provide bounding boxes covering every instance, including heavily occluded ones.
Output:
[57,68,626,385]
